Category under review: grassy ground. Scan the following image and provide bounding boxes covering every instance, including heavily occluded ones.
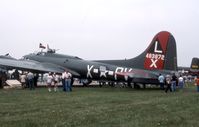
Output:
[0,84,199,127]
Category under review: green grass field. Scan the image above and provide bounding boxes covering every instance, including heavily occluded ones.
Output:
[0,84,199,127]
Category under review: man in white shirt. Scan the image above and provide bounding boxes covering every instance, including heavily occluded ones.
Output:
[47,72,53,92]
[27,72,34,90]
[63,70,72,92]
[158,74,165,90]
[20,72,26,88]
[178,75,184,89]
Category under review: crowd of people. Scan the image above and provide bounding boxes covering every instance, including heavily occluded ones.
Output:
[34,70,73,92]
[0,69,73,93]
[158,73,199,93]
[45,70,72,92]
[1,69,199,93]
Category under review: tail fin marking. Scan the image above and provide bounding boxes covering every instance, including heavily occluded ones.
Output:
[144,32,170,70]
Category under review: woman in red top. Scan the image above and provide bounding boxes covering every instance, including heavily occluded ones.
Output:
[195,76,199,92]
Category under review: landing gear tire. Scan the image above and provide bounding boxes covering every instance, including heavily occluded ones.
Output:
[134,83,140,89]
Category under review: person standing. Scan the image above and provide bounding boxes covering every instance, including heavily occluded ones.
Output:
[47,72,53,92]
[171,73,177,92]
[178,75,184,90]
[33,73,39,87]
[165,75,172,93]
[13,69,20,80]
[53,73,60,92]
[20,72,27,89]
[158,74,165,90]
[195,76,199,92]
[62,71,66,92]
[27,72,34,90]
[64,71,72,92]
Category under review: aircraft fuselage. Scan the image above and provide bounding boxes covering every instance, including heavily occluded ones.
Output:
[24,53,158,84]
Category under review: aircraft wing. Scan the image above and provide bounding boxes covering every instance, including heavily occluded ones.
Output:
[0,58,80,76]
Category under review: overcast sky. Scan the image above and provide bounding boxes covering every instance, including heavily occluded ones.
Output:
[0,0,198,67]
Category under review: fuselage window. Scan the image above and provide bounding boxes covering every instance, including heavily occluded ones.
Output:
[64,59,69,63]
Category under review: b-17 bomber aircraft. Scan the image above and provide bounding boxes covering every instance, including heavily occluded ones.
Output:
[0,31,177,86]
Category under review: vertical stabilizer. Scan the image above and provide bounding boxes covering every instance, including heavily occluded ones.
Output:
[190,57,199,70]
[129,31,177,71]
[95,31,177,71]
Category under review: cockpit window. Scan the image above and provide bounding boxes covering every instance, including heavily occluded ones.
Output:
[36,52,46,56]
[74,56,82,60]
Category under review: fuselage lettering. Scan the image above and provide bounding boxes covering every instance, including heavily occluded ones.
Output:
[154,41,163,53]
[146,53,164,60]
[150,59,158,68]
[87,65,94,78]
[114,67,133,80]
